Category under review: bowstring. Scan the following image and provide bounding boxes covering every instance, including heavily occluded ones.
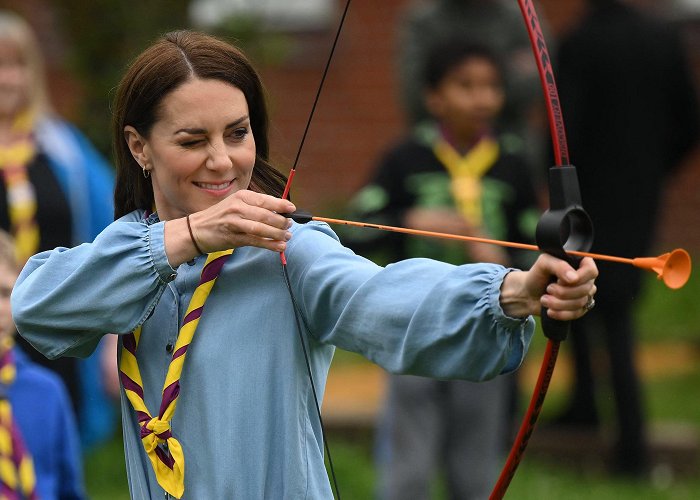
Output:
[279,1,352,498]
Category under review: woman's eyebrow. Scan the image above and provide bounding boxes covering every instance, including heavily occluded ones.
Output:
[174,116,250,135]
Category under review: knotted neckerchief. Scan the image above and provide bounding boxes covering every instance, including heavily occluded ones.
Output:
[119,249,233,498]
[0,341,38,500]
[0,111,39,266]
[433,134,499,226]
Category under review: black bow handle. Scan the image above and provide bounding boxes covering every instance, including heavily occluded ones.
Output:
[536,165,594,341]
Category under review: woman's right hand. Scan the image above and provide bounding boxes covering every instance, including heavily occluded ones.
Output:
[164,190,296,266]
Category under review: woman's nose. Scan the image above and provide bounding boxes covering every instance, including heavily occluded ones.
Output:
[206,139,233,171]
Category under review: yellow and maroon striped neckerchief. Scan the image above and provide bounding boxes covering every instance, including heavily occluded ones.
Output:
[119,249,233,498]
[0,136,39,266]
[0,340,38,500]
[433,134,499,226]
[0,110,40,265]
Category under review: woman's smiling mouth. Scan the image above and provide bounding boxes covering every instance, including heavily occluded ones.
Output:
[195,180,233,191]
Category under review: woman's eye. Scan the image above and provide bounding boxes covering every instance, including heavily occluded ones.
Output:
[230,127,249,140]
[180,139,202,148]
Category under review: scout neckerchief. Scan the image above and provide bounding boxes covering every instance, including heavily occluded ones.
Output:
[119,249,233,499]
[0,340,38,500]
[0,110,39,265]
[433,132,499,226]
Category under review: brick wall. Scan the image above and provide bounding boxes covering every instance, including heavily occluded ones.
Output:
[258,0,408,213]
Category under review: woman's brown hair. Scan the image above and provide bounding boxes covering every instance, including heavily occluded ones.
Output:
[112,30,287,219]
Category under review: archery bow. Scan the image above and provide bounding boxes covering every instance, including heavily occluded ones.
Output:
[277,0,692,499]
[491,0,590,497]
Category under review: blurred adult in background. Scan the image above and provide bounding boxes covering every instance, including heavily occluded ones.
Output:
[0,10,116,449]
[548,0,699,476]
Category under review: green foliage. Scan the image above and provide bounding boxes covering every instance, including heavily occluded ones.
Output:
[84,432,129,500]
[635,259,700,342]
[646,368,700,422]
[505,458,700,500]
[54,0,192,155]
[327,435,377,499]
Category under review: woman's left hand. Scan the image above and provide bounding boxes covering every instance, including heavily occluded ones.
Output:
[499,254,598,320]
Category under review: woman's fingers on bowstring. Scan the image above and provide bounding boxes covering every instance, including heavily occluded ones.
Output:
[227,191,295,244]
[231,217,293,252]
[235,190,296,227]
[200,190,296,251]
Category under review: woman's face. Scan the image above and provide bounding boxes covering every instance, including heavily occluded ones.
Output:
[0,39,30,120]
[132,78,257,221]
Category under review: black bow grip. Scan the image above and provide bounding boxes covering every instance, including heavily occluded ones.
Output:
[536,165,594,341]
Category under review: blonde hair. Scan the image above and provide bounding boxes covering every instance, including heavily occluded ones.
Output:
[0,230,18,272]
[0,10,51,120]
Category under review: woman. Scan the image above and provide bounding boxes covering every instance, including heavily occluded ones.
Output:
[0,10,115,449]
[12,31,597,499]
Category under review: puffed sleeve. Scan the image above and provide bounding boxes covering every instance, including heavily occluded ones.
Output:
[12,211,176,359]
[285,222,535,381]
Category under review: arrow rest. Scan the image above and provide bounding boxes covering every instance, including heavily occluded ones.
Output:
[536,165,594,341]
[284,209,313,224]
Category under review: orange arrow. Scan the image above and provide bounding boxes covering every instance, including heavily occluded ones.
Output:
[311,216,692,289]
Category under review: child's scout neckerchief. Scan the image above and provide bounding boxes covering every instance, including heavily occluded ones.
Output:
[0,340,38,500]
[119,249,233,498]
[433,133,499,226]
[0,110,39,265]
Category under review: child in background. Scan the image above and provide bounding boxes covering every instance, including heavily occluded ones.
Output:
[0,229,85,499]
[346,38,540,499]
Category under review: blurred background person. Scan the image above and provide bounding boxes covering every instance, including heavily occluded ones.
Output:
[345,37,540,500]
[0,228,86,499]
[396,0,543,174]
[0,10,116,450]
[546,0,700,477]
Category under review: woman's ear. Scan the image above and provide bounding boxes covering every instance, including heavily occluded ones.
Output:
[124,125,148,168]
